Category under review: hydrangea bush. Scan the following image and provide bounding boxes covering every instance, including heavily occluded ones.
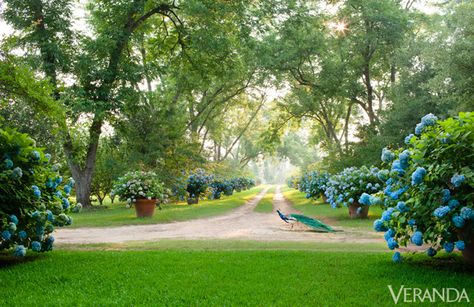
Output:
[0,129,75,257]
[186,169,212,204]
[297,171,330,201]
[372,113,474,263]
[112,171,167,206]
[324,166,383,218]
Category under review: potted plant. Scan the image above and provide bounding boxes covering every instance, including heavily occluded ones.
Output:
[324,166,383,218]
[373,113,474,264]
[186,169,211,204]
[113,171,166,217]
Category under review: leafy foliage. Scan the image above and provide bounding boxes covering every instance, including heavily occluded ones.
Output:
[112,171,167,205]
[373,113,474,260]
[0,129,75,256]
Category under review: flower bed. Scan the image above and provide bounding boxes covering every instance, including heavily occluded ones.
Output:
[0,129,75,256]
[372,113,474,263]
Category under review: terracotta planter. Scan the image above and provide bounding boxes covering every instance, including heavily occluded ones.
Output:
[187,198,198,205]
[348,202,369,219]
[134,198,157,218]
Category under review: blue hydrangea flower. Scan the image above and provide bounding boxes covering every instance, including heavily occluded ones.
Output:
[32,186,41,198]
[62,198,70,209]
[399,150,410,169]
[13,245,26,257]
[443,242,454,253]
[387,238,398,250]
[420,113,438,126]
[1,230,11,240]
[452,215,465,228]
[460,207,474,220]
[411,167,427,185]
[31,150,41,161]
[396,201,409,213]
[8,222,16,232]
[382,208,395,222]
[11,167,23,179]
[384,229,395,241]
[426,247,437,257]
[408,219,416,226]
[55,176,63,184]
[44,153,51,162]
[450,174,465,188]
[411,231,423,246]
[374,219,387,232]
[68,177,75,186]
[31,241,42,252]
[391,160,405,176]
[377,170,389,181]
[9,214,18,225]
[433,206,451,218]
[369,196,382,206]
[55,190,63,198]
[455,240,465,251]
[4,158,13,169]
[18,230,27,239]
[381,148,395,163]
[404,134,414,145]
[392,251,402,263]
[415,123,424,135]
[348,198,354,204]
[448,199,460,209]
[359,193,371,205]
[32,210,41,220]
[441,189,451,203]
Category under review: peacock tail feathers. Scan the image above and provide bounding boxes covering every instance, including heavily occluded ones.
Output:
[288,214,335,232]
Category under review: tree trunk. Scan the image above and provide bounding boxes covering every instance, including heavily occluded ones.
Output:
[74,172,94,207]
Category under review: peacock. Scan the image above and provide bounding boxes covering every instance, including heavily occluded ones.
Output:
[277,209,335,232]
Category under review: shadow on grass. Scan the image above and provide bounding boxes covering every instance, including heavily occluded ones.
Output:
[0,253,46,269]
[401,253,474,274]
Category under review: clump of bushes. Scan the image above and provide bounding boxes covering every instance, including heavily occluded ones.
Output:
[0,129,76,257]
[372,113,473,263]
[324,166,383,218]
[298,171,330,200]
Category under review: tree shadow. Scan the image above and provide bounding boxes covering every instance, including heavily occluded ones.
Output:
[402,253,474,275]
[0,253,44,269]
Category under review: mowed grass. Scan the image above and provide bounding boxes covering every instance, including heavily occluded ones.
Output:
[282,186,383,231]
[254,186,275,213]
[70,186,264,228]
[0,245,472,306]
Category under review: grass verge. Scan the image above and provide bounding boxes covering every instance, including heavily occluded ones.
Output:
[70,186,264,228]
[282,186,383,231]
[253,186,275,213]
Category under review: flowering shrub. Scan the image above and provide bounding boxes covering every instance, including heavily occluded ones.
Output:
[297,171,330,200]
[209,178,228,200]
[186,169,212,203]
[0,129,75,257]
[112,171,167,206]
[372,113,474,262]
[231,177,255,192]
[324,166,383,215]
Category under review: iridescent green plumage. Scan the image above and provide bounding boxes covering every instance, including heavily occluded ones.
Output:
[288,214,335,232]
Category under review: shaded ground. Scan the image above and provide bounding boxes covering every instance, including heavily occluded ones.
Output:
[56,186,383,244]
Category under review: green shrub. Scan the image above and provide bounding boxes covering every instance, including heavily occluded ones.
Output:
[0,129,75,256]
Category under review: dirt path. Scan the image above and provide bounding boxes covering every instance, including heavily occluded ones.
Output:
[55,186,384,244]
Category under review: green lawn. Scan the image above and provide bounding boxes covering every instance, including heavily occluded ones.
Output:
[70,186,264,228]
[1,242,472,306]
[254,186,275,213]
[282,186,383,231]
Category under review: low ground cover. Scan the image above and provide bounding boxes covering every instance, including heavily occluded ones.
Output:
[282,187,383,231]
[253,187,275,213]
[0,241,472,306]
[70,186,264,228]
